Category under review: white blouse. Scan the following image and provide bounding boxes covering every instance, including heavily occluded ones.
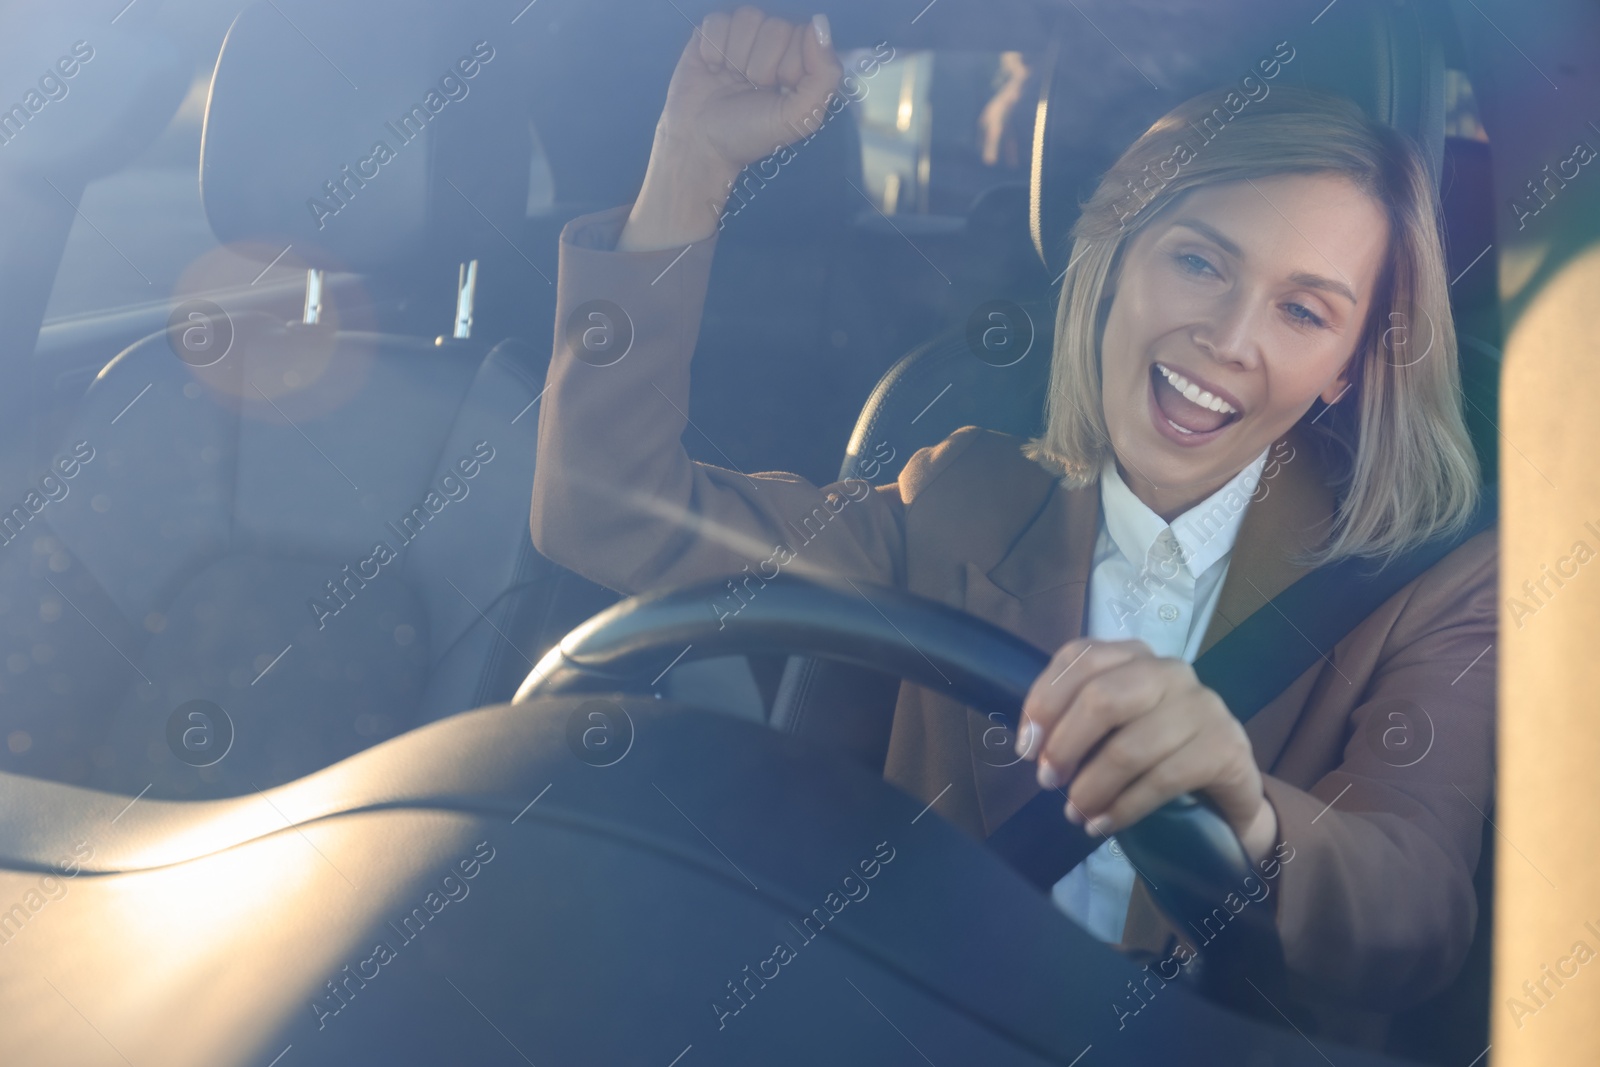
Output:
[1050,447,1270,943]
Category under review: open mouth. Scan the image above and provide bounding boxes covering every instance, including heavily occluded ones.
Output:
[1148,362,1242,443]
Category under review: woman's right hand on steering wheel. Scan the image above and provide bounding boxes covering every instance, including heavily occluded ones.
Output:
[619,7,842,252]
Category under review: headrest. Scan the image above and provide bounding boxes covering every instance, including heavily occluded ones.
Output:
[201,0,533,276]
[1029,0,1445,276]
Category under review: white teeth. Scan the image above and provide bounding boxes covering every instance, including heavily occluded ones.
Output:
[1156,364,1238,415]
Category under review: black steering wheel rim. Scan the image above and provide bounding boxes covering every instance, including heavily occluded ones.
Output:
[516,573,1284,986]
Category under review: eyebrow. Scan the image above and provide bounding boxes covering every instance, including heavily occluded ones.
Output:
[1171,218,1360,306]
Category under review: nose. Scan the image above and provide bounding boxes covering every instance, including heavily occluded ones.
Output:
[1191,288,1262,370]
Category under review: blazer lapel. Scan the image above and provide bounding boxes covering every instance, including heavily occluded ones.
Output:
[962,478,1101,836]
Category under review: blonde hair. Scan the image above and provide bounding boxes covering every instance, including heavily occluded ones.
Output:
[1023,86,1480,563]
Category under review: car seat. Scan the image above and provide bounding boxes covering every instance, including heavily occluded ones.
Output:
[0,0,601,799]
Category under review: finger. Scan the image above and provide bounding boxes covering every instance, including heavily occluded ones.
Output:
[780,12,841,131]
[775,22,805,87]
[1079,741,1227,836]
[724,5,766,78]
[1025,639,1155,729]
[1017,639,1151,757]
[1062,703,1201,825]
[745,13,792,87]
[697,11,732,73]
[1038,658,1187,785]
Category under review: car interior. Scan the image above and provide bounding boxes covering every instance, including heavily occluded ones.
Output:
[0,0,1593,1064]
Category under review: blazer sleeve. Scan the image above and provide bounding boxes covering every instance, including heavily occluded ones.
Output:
[1259,528,1498,1010]
[530,204,969,598]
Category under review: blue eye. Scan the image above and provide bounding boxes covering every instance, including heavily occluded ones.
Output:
[1285,302,1328,329]
[1174,252,1215,275]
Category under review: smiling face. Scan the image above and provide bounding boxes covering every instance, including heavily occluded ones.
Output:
[1097,173,1391,520]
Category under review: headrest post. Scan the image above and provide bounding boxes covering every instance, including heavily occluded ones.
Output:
[453,259,479,340]
[302,268,324,326]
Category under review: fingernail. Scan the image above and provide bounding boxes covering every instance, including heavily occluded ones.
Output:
[1015,719,1038,758]
[1086,815,1113,837]
[812,13,831,48]
[1064,803,1084,826]
[1036,760,1061,790]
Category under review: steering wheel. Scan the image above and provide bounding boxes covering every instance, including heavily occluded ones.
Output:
[516,574,1285,986]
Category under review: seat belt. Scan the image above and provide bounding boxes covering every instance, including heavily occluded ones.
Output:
[985,486,1498,890]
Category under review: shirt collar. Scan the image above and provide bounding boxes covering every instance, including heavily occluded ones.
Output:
[1098,448,1270,579]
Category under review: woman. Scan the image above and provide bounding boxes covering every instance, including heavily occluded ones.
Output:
[531,7,1495,1043]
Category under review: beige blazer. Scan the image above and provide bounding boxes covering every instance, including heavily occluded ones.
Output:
[530,205,1498,1039]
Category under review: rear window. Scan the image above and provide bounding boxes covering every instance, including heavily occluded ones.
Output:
[850,48,1040,216]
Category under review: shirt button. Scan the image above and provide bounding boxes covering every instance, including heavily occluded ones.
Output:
[1158,603,1180,622]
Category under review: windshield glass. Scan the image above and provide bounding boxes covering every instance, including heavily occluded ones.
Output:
[1,2,1594,1065]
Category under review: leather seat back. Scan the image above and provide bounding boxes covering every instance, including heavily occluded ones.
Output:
[6,320,551,798]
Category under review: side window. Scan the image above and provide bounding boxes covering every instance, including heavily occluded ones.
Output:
[525,119,555,213]
[850,48,1040,217]
[1444,68,1488,142]
[40,71,227,323]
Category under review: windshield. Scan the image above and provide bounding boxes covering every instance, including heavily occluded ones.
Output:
[1,2,1596,1066]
